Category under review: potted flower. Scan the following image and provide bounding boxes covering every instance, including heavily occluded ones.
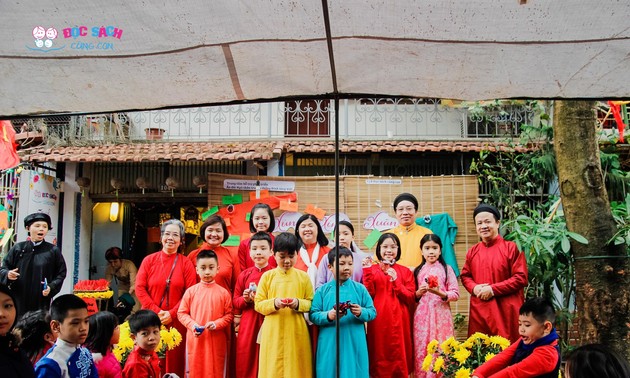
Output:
[113,321,183,368]
[422,333,511,377]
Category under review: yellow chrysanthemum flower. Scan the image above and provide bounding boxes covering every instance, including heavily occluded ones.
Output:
[433,356,445,373]
[422,354,433,372]
[112,348,123,361]
[440,336,458,354]
[74,290,114,299]
[455,367,471,378]
[121,337,134,350]
[485,353,496,361]
[427,339,439,355]
[171,327,183,346]
[453,348,472,364]
[488,335,510,349]
[113,321,136,364]
[160,327,173,346]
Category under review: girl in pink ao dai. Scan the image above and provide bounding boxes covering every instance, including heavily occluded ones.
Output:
[413,234,459,377]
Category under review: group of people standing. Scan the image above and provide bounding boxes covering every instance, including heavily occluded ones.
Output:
[0,196,528,378]
[120,193,533,378]
[3,195,627,378]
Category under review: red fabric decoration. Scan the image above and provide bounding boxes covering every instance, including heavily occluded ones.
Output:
[217,192,297,235]
[74,279,110,291]
[0,120,20,170]
[608,101,626,143]
[82,298,99,316]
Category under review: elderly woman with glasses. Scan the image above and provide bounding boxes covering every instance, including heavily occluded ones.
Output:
[136,219,197,378]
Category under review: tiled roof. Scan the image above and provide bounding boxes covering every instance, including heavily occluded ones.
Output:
[285,140,537,154]
[19,141,285,162]
[19,140,535,162]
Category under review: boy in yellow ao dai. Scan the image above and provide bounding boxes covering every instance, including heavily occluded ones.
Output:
[254,232,314,378]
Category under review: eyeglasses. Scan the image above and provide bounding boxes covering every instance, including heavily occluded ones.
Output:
[162,232,181,239]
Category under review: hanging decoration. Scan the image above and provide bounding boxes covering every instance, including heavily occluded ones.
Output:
[192,175,207,194]
[0,165,22,239]
[165,176,179,197]
[0,120,20,171]
[76,177,91,197]
[608,101,628,143]
[110,177,124,198]
[253,161,264,199]
[135,176,150,194]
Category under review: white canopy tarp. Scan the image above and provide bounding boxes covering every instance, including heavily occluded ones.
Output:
[1,0,629,116]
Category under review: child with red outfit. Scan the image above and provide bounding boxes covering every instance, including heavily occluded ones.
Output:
[123,310,162,378]
[362,232,416,378]
[472,297,561,378]
[233,232,274,378]
[237,203,277,271]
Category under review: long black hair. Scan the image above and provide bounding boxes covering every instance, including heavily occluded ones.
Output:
[13,309,52,364]
[565,344,630,378]
[85,311,118,355]
[413,234,449,290]
[295,214,329,249]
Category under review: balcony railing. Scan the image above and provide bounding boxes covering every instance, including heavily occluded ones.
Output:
[17,98,539,147]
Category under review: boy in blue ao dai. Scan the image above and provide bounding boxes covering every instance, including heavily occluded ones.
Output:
[310,247,376,378]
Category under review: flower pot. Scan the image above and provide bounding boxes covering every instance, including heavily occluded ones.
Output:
[144,128,165,140]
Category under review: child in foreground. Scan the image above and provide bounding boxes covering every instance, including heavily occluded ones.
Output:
[310,247,376,378]
[255,232,314,378]
[35,294,97,378]
[472,297,561,378]
[233,231,274,378]
[0,283,34,378]
[85,311,121,378]
[13,309,56,366]
[177,249,233,378]
[564,343,630,378]
[122,310,162,378]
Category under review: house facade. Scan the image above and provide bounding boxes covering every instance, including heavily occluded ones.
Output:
[9,98,539,294]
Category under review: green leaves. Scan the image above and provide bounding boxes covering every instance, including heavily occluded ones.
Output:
[502,206,584,326]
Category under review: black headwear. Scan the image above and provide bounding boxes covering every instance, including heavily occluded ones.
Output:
[23,212,52,229]
[473,204,501,221]
[393,193,418,211]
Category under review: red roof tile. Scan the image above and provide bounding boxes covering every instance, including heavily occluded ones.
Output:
[19,141,285,162]
[283,140,536,154]
[19,139,535,163]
